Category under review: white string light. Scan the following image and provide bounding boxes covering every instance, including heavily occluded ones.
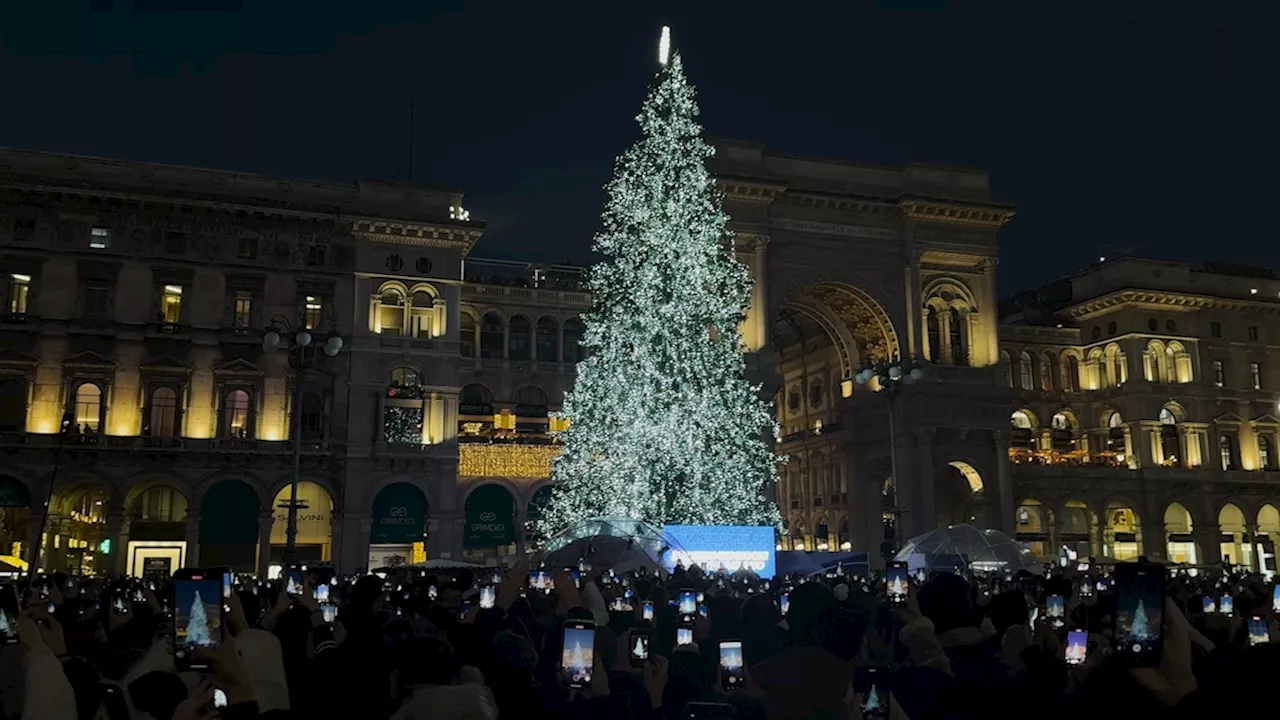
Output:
[658,26,671,66]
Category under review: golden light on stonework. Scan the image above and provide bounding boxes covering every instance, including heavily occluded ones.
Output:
[458,444,560,479]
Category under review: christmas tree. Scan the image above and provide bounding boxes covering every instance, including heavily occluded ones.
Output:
[536,30,781,534]
[632,636,647,659]
[1130,599,1149,641]
[186,591,211,645]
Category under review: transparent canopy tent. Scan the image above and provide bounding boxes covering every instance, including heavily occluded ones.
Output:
[538,517,686,575]
[894,524,1042,575]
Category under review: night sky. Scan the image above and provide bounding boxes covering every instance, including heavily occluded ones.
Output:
[1,2,1276,295]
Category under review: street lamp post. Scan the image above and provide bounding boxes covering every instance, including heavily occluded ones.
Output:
[262,317,344,567]
[854,357,924,557]
[29,411,75,585]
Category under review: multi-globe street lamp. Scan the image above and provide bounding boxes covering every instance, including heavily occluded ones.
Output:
[262,317,344,566]
[854,357,924,556]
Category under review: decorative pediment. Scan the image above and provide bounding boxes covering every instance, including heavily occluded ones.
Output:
[62,350,116,369]
[213,358,264,377]
[0,347,39,367]
[1214,412,1245,426]
[139,355,192,374]
[1252,414,1280,427]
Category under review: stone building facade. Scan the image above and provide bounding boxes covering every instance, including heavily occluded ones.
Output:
[1001,257,1280,572]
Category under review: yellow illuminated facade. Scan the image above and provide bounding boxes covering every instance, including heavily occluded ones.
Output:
[458,443,560,479]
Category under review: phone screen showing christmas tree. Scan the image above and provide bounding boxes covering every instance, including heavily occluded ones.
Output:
[1115,562,1164,667]
[854,666,889,719]
[173,571,225,671]
[561,621,595,688]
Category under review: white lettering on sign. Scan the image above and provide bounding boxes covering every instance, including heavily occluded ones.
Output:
[275,514,329,523]
[471,524,506,532]
[772,218,897,240]
[480,512,496,521]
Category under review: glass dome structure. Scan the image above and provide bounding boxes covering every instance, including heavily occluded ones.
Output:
[538,516,685,574]
[894,524,1041,575]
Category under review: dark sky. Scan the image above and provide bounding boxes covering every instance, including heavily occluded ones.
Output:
[1,2,1277,295]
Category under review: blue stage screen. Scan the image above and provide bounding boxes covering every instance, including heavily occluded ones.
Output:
[661,525,776,579]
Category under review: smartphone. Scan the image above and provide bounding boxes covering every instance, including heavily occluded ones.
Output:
[1046,594,1065,628]
[314,584,330,603]
[853,666,890,719]
[529,571,553,592]
[222,571,233,600]
[428,585,438,600]
[284,566,303,596]
[1115,562,1165,667]
[459,600,473,620]
[1248,615,1269,646]
[0,584,17,644]
[718,640,745,691]
[480,586,496,610]
[1220,594,1234,616]
[1077,562,1090,573]
[676,626,694,646]
[561,619,595,689]
[1202,596,1217,614]
[780,592,790,615]
[1065,629,1088,665]
[172,569,225,671]
[214,689,228,708]
[1273,585,1280,613]
[685,702,736,719]
[1079,578,1095,599]
[99,681,134,720]
[320,602,338,624]
[643,600,654,621]
[698,603,708,618]
[886,562,909,608]
[678,589,696,619]
[629,629,652,668]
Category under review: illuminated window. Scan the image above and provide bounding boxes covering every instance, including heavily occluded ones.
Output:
[7,274,29,315]
[222,389,251,439]
[1251,362,1263,390]
[1213,359,1225,387]
[148,387,178,438]
[160,285,183,324]
[378,290,404,334]
[1019,352,1034,390]
[1220,434,1235,471]
[89,227,112,250]
[1261,436,1273,470]
[73,383,102,432]
[233,290,253,328]
[304,296,322,330]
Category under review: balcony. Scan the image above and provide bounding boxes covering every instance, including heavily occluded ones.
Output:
[0,431,334,456]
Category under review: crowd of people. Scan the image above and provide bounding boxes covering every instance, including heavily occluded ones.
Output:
[3,557,1278,719]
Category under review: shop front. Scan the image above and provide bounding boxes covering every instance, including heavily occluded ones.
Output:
[462,484,515,562]
[367,482,427,570]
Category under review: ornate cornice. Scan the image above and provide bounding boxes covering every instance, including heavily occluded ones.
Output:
[777,191,897,217]
[350,218,482,252]
[1063,289,1280,321]
[718,179,787,206]
[898,196,1015,229]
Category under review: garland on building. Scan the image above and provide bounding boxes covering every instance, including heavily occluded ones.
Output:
[383,405,423,444]
[536,45,781,534]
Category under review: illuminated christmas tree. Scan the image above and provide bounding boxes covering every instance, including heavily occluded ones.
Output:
[632,636,647,659]
[1130,599,1149,641]
[0,611,9,636]
[537,30,781,534]
[186,591,211,645]
[865,685,882,711]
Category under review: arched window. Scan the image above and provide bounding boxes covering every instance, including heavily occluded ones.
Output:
[1158,408,1179,464]
[1220,434,1236,471]
[74,383,102,432]
[1019,352,1034,390]
[390,367,420,389]
[148,386,178,438]
[1040,352,1055,392]
[949,308,966,366]
[536,317,558,362]
[1011,410,1034,429]
[460,313,477,358]
[508,315,532,361]
[515,386,550,417]
[1260,436,1274,470]
[926,310,941,362]
[0,378,26,432]
[1108,411,1124,428]
[563,318,584,363]
[222,389,251,439]
[1000,351,1013,388]
[1051,412,1071,430]
[379,289,404,335]
[1063,355,1080,392]
[460,384,493,415]
[480,313,504,359]
[1159,408,1177,425]
[1105,344,1126,386]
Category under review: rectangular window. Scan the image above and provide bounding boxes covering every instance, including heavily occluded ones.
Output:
[1213,359,1225,388]
[1210,322,1222,338]
[306,241,326,267]
[8,274,30,316]
[160,285,183,324]
[1252,362,1263,390]
[89,227,112,250]
[1248,326,1260,341]
[12,217,35,242]
[82,280,111,319]
[304,295,322,330]
[233,290,253,328]
[237,237,257,260]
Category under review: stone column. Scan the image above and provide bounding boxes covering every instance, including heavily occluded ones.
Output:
[907,245,924,361]
[257,512,273,577]
[994,429,1014,535]
[920,307,932,361]
[937,309,952,366]
[965,310,977,367]
[184,507,200,568]
[369,294,381,333]
[980,259,999,367]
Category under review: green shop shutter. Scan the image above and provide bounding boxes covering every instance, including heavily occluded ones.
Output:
[464,484,514,548]
[370,482,427,545]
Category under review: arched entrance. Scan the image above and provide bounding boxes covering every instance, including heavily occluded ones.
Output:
[463,484,516,561]
[46,483,110,575]
[1104,502,1141,561]
[126,484,189,578]
[1014,500,1050,558]
[1218,503,1248,567]
[937,461,984,528]
[0,476,31,571]
[270,481,333,567]
[1163,503,1197,567]
[199,480,261,572]
[1060,501,1093,557]
[1257,504,1279,578]
[368,482,428,569]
